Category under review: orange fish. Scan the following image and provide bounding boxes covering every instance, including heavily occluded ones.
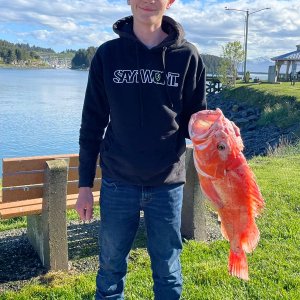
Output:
[188,108,265,280]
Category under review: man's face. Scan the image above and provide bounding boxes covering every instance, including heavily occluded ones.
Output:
[129,0,175,27]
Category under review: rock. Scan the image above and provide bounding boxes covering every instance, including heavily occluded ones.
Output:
[241,110,248,117]
[206,94,298,159]
[235,118,249,125]
[247,114,259,121]
[232,104,239,112]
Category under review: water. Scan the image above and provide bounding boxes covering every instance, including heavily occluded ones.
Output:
[250,73,268,81]
[237,72,268,81]
[0,68,89,176]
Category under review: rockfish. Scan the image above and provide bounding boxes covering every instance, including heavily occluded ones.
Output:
[188,108,265,280]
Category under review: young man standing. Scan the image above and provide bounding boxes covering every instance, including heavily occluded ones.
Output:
[76,0,206,299]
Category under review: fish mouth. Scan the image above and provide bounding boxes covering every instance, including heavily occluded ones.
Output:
[189,108,224,140]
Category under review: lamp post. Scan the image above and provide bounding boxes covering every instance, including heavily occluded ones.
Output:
[225,7,270,81]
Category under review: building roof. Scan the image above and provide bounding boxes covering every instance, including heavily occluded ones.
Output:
[272,45,300,61]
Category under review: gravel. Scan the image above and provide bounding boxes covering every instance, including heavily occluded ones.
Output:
[0,220,101,293]
[0,218,148,293]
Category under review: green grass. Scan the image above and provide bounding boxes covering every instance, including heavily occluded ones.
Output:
[0,206,99,232]
[221,82,300,128]
[1,150,300,299]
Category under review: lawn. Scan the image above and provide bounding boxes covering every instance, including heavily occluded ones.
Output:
[238,81,300,102]
[1,147,300,299]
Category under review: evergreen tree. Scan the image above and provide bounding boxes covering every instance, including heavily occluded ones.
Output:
[6,49,16,64]
[71,47,97,69]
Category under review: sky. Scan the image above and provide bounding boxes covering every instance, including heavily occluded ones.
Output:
[0,0,299,59]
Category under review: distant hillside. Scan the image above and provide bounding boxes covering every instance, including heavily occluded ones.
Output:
[238,57,274,73]
[0,40,75,68]
[201,54,222,75]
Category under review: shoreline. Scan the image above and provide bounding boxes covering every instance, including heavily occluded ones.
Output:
[0,64,87,71]
[0,63,54,70]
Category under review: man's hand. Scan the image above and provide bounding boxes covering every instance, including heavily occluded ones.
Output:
[75,187,94,221]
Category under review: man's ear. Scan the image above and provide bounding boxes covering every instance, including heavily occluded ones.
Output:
[167,0,175,9]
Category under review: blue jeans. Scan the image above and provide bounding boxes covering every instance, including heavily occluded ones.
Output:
[95,178,183,300]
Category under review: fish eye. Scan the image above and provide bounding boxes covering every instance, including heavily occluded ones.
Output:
[217,143,226,151]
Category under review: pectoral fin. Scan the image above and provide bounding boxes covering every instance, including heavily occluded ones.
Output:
[199,176,224,209]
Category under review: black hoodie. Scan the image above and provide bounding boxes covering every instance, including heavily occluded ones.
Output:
[79,15,206,187]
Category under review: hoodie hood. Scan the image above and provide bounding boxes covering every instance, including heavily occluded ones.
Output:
[112,15,186,49]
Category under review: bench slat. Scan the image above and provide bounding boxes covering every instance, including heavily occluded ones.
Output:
[3,154,79,174]
[3,172,45,188]
[0,192,100,219]
[67,180,101,194]
[2,166,101,188]
[67,167,101,181]
[0,198,43,209]
[2,179,101,203]
[2,187,43,202]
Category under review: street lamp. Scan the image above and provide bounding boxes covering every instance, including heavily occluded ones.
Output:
[225,7,271,82]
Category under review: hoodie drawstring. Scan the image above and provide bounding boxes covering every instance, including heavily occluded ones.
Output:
[136,43,144,127]
[162,47,173,109]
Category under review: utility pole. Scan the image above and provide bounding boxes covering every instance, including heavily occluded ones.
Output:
[244,10,249,81]
[225,7,270,82]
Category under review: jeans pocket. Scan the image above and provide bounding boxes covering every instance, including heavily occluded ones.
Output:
[101,177,118,191]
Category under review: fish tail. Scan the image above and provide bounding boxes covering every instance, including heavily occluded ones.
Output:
[228,249,249,280]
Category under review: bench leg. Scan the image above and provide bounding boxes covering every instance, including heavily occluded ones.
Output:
[27,159,69,271]
[181,146,221,241]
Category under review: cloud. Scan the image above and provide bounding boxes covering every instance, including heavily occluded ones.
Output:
[0,0,299,58]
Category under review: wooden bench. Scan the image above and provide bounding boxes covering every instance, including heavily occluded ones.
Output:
[0,154,101,271]
[0,147,220,273]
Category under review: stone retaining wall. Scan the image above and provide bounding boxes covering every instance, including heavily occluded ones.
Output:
[207,94,299,158]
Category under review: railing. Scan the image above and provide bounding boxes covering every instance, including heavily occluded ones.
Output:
[278,73,300,82]
[206,76,222,94]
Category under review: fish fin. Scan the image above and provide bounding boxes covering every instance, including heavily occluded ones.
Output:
[247,170,265,217]
[230,121,244,152]
[220,222,230,241]
[242,222,260,253]
[236,163,265,217]
[200,177,224,209]
[228,249,249,281]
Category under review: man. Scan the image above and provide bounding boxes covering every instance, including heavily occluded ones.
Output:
[76,0,206,299]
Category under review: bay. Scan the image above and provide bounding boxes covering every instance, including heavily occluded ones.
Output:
[0,68,89,176]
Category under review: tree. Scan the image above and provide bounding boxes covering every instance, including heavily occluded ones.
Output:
[71,49,89,69]
[86,46,97,66]
[71,47,97,69]
[6,49,16,64]
[218,41,244,86]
